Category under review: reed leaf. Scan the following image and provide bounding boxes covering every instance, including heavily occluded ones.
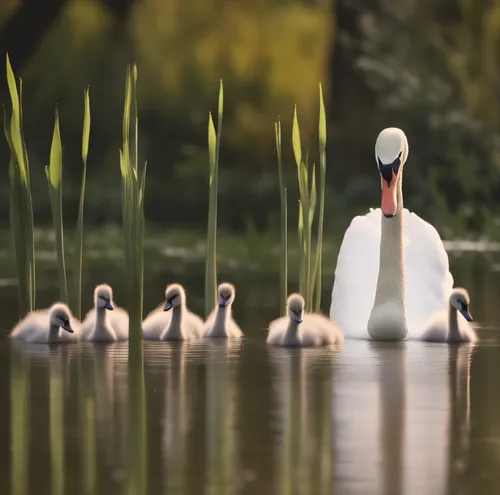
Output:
[314,83,328,312]
[74,88,91,320]
[4,54,35,316]
[292,105,302,169]
[120,64,146,355]
[204,81,223,317]
[275,117,288,316]
[46,108,68,304]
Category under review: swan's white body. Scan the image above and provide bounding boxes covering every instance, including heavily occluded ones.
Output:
[267,294,343,347]
[330,128,453,340]
[82,284,129,342]
[142,303,172,340]
[157,284,203,341]
[203,283,243,338]
[421,288,477,343]
[9,303,81,344]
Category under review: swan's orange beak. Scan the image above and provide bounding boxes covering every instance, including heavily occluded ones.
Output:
[381,171,398,217]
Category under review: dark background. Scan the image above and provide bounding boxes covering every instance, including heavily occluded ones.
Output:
[1,0,498,239]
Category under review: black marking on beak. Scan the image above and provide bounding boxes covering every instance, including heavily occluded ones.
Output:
[378,151,402,186]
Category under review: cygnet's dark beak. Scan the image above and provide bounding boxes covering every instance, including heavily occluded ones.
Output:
[62,320,74,333]
[460,308,473,322]
[218,296,230,308]
[164,301,173,311]
[105,301,114,311]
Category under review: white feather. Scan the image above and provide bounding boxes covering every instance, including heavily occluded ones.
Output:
[330,207,453,339]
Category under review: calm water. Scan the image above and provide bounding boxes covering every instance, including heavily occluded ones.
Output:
[1,248,500,495]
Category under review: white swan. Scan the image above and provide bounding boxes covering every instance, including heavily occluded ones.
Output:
[160,284,204,341]
[267,293,343,347]
[203,283,243,338]
[421,288,477,343]
[330,127,453,340]
[9,302,80,343]
[82,284,129,342]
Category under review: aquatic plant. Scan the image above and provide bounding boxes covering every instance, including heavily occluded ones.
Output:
[120,64,147,352]
[204,81,223,317]
[4,54,36,317]
[275,118,288,316]
[290,84,328,312]
[74,88,91,320]
[46,109,69,305]
[314,83,327,312]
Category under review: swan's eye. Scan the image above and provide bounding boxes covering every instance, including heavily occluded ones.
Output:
[64,320,69,326]
[459,300,468,311]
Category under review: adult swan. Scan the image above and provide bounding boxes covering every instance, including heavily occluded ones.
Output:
[330,128,453,340]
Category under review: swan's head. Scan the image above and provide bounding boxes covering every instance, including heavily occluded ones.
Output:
[375,127,409,218]
[163,284,186,311]
[49,303,73,333]
[218,283,235,308]
[94,284,114,310]
[287,293,304,324]
[450,288,473,322]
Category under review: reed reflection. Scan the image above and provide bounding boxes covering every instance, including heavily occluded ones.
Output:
[269,348,335,495]
[10,347,29,495]
[160,342,195,494]
[204,339,242,495]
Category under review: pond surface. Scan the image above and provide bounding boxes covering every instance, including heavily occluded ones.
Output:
[1,240,500,495]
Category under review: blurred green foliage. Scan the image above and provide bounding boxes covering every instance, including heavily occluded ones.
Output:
[1,0,500,239]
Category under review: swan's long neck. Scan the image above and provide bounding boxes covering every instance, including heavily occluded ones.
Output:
[93,306,115,340]
[96,306,106,326]
[167,305,184,340]
[285,319,300,342]
[213,305,230,337]
[368,175,408,340]
[49,324,60,342]
[447,305,460,341]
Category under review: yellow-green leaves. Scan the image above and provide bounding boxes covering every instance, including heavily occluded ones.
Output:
[74,88,91,319]
[5,54,36,316]
[319,82,327,154]
[82,88,91,164]
[46,108,68,305]
[208,112,216,184]
[292,105,302,168]
[205,81,224,316]
[120,64,147,353]
[47,109,63,189]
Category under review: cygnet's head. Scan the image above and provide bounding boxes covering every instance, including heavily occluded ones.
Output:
[218,283,235,308]
[163,284,186,311]
[375,127,409,218]
[450,288,473,322]
[94,284,114,310]
[49,303,73,333]
[287,293,304,324]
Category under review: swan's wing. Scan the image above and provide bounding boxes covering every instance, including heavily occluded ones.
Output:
[82,308,96,336]
[228,318,243,338]
[142,305,171,340]
[185,310,204,338]
[110,307,129,340]
[402,210,454,337]
[330,208,453,339]
[330,209,381,339]
[266,317,286,345]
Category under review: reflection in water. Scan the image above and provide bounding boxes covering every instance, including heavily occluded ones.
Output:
[269,348,335,495]
[333,340,475,495]
[161,342,193,494]
[10,348,29,495]
[205,339,242,495]
[1,332,482,495]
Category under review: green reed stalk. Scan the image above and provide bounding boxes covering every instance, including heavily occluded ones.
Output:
[4,54,35,316]
[46,108,68,304]
[275,118,288,315]
[120,64,147,355]
[313,83,327,312]
[292,106,317,311]
[74,88,90,320]
[10,354,29,495]
[204,80,223,317]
